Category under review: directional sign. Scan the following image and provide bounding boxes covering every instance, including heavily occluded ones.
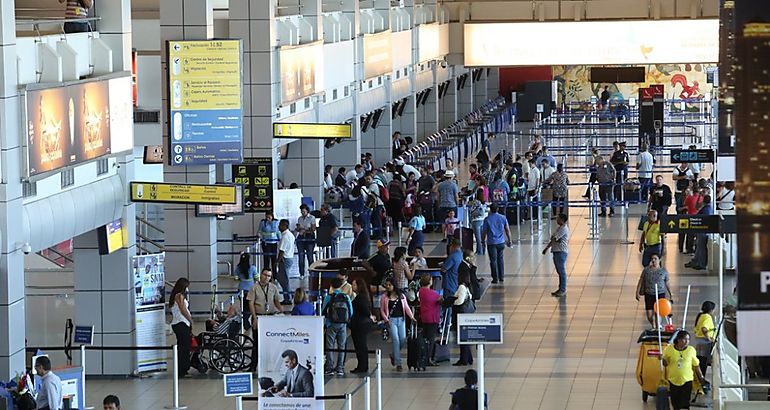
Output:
[661,215,721,234]
[130,182,237,205]
[670,149,715,164]
[457,313,503,345]
[223,372,253,397]
[273,122,352,139]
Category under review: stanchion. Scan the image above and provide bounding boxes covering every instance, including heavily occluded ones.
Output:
[477,344,485,410]
[376,349,382,410]
[587,184,600,241]
[165,345,187,409]
[346,393,353,410]
[235,396,243,410]
[397,222,403,247]
[365,376,371,410]
[80,345,94,409]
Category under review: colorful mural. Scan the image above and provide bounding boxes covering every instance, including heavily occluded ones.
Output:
[552,64,716,105]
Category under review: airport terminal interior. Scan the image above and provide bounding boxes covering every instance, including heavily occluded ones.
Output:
[1,0,769,409]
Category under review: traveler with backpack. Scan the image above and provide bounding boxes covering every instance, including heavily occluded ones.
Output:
[322,278,354,377]
[468,189,488,255]
[380,277,416,371]
[349,278,374,374]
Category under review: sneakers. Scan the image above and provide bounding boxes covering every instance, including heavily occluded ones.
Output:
[324,369,335,376]
[336,370,345,377]
[551,290,566,297]
[598,213,607,217]
[491,279,498,284]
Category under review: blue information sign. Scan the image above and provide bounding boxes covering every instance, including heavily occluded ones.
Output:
[457,314,504,345]
[73,325,94,345]
[223,372,253,397]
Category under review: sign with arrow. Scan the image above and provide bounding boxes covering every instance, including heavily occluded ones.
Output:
[661,215,721,233]
[670,149,715,164]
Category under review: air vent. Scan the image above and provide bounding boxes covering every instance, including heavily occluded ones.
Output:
[61,168,75,188]
[134,109,160,123]
[97,158,109,175]
[22,181,37,198]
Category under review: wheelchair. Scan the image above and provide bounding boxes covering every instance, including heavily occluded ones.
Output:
[191,319,254,374]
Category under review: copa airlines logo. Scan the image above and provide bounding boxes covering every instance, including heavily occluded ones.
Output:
[265,328,311,338]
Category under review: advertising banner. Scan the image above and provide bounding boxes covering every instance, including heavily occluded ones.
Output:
[133,253,167,372]
[363,30,392,79]
[167,39,244,166]
[232,158,274,213]
[257,316,324,410]
[418,23,449,63]
[464,20,719,66]
[24,75,133,178]
[280,41,323,104]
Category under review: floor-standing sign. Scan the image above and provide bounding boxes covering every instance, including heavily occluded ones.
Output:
[458,313,503,410]
[257,316,324,410]
[224,372,253,410]
[133,253,167,372]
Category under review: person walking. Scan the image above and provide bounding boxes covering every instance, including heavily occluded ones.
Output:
[481,203,512,284]
[635,253,672,328]
[662,331,707,410]
[380,277,415,372]
[295,204,316,279]
[234,253,256,329]
[638,209,665,267]
[596,156,616,217]
[322,278,353,377]
[636,144,655,201]
[406,206,426,256]
[418,273,442,366]
[543,214,570,297]
[349,278,373,374]
[452,270,475,366]
[435,170,460,224]
[34,356,63,410]
[276,219,295,304]
[468,189,488,255]
[544,163,569,217]
[649,175,673,216]
[168,278,193,377]
[258,211,280,272]
[693,301,717,376]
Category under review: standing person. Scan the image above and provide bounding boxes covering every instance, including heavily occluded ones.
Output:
[686,195,713,270]
[417,167,436,232]
[387,175,407,226]
[596,156,616,217]
[442,239,463,296]
[445,158,459,180]
[323,165,334,189]
[542,214,570,297]
[638,210,665,267]
[443,209,460,243]
[526,158,541,220]
[635,254,673,328]
[649,175,673,216]
[468,189,488,255]
[610,141,630,201]
[716,182,735,211]
[450,369,488,410]
[391,246,414,292]
[678,186,700,254]
[276,219,295,304]
[452,270,475,366]
[350,220,371,260]
[600,85,610,110]
[318,204,340,258]
[418,273,442,366]
[322,278,353,377]
[482,203,512,284]
[688,144,701,180]
[349,278,373,374]
[334,270,355,299]
[529,135,543,156]
[247,268,284,370]
[380,277,415,372]
[693,301,717,376]
[544,163,570,217]
[410,247,428,270]
[662,331,706,410]
[540,159,555,182]
[295,204,316,279]
[435,171,460,223]
[335,167,347,187]
[59,0,92,33]
[406,206,426,256]
[673,163,695,208]
[258,211,280,272]
[637,144,655,201]
[346,164,364,185]
[582,148,600,198]
[291,288,315,316]
[168,278,193,377]
[102,395,120,410]
[234,253,256,329]
[34,356,62,410]
[362,240,392,300]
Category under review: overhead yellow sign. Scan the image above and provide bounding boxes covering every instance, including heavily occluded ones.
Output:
[273,122,352,139]
[168,40,242,110]
[130,182,237,205]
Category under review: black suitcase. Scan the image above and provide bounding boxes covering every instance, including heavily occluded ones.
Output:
[505,204,521,225]
[407,335,430,371]
[433,309,452,363]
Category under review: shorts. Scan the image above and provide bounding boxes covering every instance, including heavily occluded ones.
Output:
[644,293,666,311]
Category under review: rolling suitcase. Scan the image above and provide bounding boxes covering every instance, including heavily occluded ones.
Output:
[407,322,430,371]
[433,308,452,363]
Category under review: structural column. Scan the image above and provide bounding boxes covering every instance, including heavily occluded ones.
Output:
[473,69,488,109]
[418,84,439,138]
[160,0,219,312]
[457,70,473,118]
[440,75,458,128]
[0,0,27,381]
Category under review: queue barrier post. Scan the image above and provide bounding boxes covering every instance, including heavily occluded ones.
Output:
[376,349,382,410]
[365,376,371,410]
[346,393,353,410]
[164,344,187,410]
[80,345,94,409]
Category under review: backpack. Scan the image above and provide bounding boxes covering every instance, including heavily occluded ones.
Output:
[378,183,390,203]
[326,292,350,323]
[492,188,505,202]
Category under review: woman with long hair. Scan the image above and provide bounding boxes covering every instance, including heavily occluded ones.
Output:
[406,206,426,256]
[391,246,414,292]
[380,277,415,371]
[169,277,193,377]
[662,331,706,410]
[468,188,488,255]
[258,211,280,271]
[291,288,315,316]
[350,278,373,374]
[452,270,475,366]
[235,253,256,327]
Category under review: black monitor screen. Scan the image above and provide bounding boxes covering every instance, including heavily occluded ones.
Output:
[371,109,384,129]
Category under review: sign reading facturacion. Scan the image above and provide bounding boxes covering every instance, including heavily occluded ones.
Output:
[167,40,243,166]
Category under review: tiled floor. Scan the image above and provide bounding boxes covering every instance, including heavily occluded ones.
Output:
[81,132,720,409]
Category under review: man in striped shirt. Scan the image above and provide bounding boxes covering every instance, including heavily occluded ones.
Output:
[59,0,93,33]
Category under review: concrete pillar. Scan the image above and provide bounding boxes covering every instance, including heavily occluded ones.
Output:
[0,0,27,381]
[474,68,488,109]
[399,96,418,143]
[283,139,324,206]
[418,84,439,138]
[440,76,458,128]
[360,108,392,166]
[160,0,219,312]
[457,71,473,118]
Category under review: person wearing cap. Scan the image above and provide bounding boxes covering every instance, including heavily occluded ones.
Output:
[362,239,392,300]
[435,170,460,224]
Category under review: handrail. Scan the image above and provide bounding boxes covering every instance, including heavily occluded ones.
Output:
[136,243,152,255]
[137,232,164,250]
[15,16,101,26]
[720,384,770,388]
[42,247,74,265]
[137,216,164,234]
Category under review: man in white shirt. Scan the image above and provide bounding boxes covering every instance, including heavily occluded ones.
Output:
[275,219,296,304]
[345,164,364,185]
[540,159,555,182]
[526,159,540,220]
[636,144,655,201]
[35,356,63,410]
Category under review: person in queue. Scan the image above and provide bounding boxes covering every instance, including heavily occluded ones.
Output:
[380,277,415,372]
[442,239,463,296]
[322,278,353,377]
[318,203,340,258]
[351,219,371,259]
[349,278,373,374]
[34,356,63,410]
[662,331,706,410]
[257,211,280,272]
[406,205,426,256]
[168,278,193,377]
[418,273,442,366]
[635,253,672,328]
[391,246,414,292]
[452,270,475,366]
[362,239,392,296]
[247,268,283,370]
[295,204,317,279]
[468,188,488,255]
[291,287,315,316]
[234,252,256,329]
[275,219,295,304]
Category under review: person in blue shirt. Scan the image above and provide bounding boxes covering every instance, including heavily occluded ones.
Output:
[442,239,463,295]
[489,172,510,202]
[482,203,512,284]
[321,278,354,376]
[535,146,557,169]
[258,211,280,272]
[234,252,257,328]
[406,206,426,256]
[291,288,315,316]
[686,195,712,270]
